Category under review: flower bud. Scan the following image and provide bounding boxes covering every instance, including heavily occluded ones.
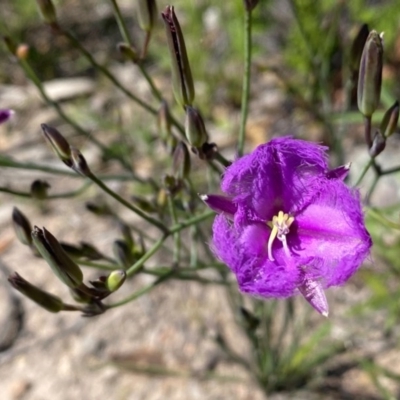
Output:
[350,24,369,74]
[31,179,50,200]
[357,30,383,118]
[113,240,134,269]
[117,43,139,63]
[380,101,399,138]
[162,175,181,196]
[35,0,57,25]
[41,124,73,166]
[80,242,104,260]
[200,194,237,216]
[106,270,126,292]
[118,222,133,248]
[12,207,32,246]
[369,130,386,158]
[173,141,191,180]
[243,0,260,11]
[161,6,195,107]
[70,147,91,176]
[8,272,64,313]
[137,0,157,33]
[240,307,260,330]
[32,226,84,288]
[185,106,208,148]
[69,287,93,303]
[85,202,112,216]
[3,36,17,56]
[0,109,14,125]
[16,44,29,60]
[195,142,217,160]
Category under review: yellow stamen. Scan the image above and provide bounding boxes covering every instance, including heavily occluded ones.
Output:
[267,211,294,261]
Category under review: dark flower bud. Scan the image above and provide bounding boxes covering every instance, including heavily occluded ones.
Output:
[3,36,17,56]
[117,43,139,63]
[137,0,157,32]
[380,101,399,138]
[35,0,57,25]
[131,196,157,213]
[113,240,134,269]
[85,202,112,216]
[118,222,134,248]
[12,207,32,246]
[194,142,217,160]
[8,272,64,313]
[350,24,369,74]
[70,147,91,176]
[243,0,260,11]
[161,6,195,107]
[185,106,208,148]
[106,270,126,292]
[69,287,93,304]
[30,180,50,200]
[61,242,84,258]
[200,194,237,216]
[358,30,383,118]
[32,226,84,288]
[41,124,72,167]
[80,242,104,260]
[240,307,260,330]
[173,141,191,180]
[369,130,386,158]
[0,109,14,125]
[162,175,181,196]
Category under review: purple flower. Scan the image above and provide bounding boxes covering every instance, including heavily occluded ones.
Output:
[0,109,14,125]
[202,137,372,316]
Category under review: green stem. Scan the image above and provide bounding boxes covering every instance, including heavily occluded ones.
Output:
[108,0,162,102]
[0,182,91,199]
[354,158,373,187]
[19,59,106,150]
[106,274,168,308]
[126,235,167,277]
[168,196,180,265]
[88,173,168,233]
[168,210,214,234]
[62,29,157,115]
[364,116,372,148]
[238,6,253,157]
[109,0,132,44]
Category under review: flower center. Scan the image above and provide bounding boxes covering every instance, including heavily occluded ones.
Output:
[267,211,294,261]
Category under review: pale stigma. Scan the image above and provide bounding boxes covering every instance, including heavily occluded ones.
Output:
[267,211,294,261]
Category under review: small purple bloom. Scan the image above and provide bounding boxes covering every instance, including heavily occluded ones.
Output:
[0,109,14,125]
[202,137,372,316]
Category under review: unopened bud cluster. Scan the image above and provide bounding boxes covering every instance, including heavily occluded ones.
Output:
[356,28,398,157]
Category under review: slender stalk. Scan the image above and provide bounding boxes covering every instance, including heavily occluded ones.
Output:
[108,0,163,102]
[0,157,145,182]
[109,0,131,44]
[354,158,373,187]
[238,6,253,157]
[18,59,106,150]
[0,182,91,199]
[106,274,169,308]
[62,29,157,115]
[126,234,168,277]
[88,173,168,233]
[168,196,180,265]
[364,116,372,148]
[168,210,214,234]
